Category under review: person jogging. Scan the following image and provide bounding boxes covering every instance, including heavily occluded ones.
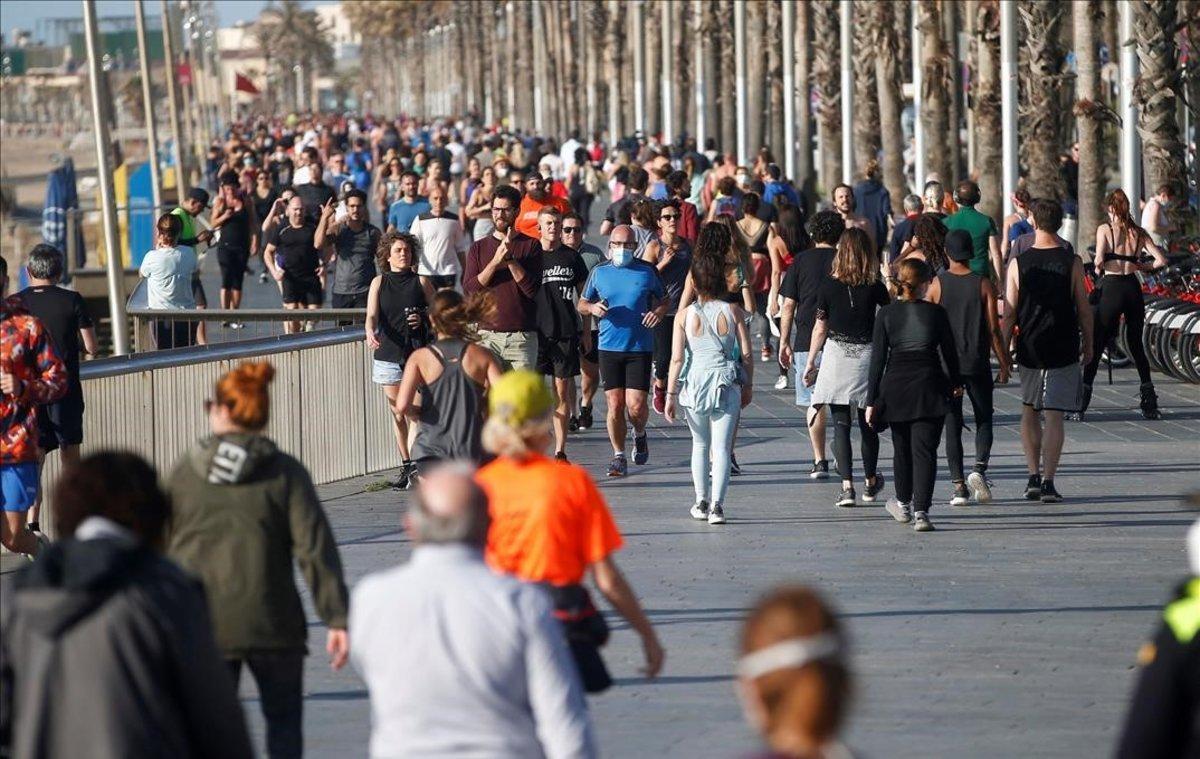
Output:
[664,226,754,526]
[264,196,329,333]
[210,171,259,319]
[324,188,381,310]
[562,211,605,431]
[927,229,1010,505]
[642,199,693,415]
[578,225,669,477]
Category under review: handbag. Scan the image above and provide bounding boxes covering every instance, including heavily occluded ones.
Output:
[542,584,612,693]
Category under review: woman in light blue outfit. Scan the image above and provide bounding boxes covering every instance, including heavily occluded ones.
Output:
[665,223,754,525]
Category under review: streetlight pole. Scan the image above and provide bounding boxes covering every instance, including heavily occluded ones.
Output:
[1000,0,1018,218]
[134,0,162,211]
[160,0,186,189]
[693,0,705,150]
[632,0,645,132]
[839,0,853,184]
[912,0,925,191]
[83,0,130,355]
[782,0,796,181]
[734,0,747,165]
[1118,0,1141,205]
[661,0,672,144]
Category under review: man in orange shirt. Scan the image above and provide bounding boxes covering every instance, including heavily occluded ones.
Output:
[475,370,664,691]
[515,172,571,239]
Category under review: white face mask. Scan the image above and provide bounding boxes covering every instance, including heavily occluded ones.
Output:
[610,247,634,267]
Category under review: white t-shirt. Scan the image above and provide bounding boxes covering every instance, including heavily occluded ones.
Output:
[139,245,198,309]
[1140,198,1167,246]
[411,211,469,277]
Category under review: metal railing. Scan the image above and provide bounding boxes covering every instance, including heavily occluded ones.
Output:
[35,326,400,535]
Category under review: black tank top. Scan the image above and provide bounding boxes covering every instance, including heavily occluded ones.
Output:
[374,270,428,363]
[1015,247,1079,369]
[738,220,770,255]
[218,204,251,252]
[937,270,989,375]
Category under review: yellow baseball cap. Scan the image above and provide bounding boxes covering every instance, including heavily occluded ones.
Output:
[489,369,553,426]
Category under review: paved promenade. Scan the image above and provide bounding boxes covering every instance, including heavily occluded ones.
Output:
[273,365,1197,758]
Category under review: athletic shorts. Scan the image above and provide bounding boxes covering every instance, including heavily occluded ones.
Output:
[372,359,404,385]
[37,390,85,452]
[191,275,208,308]
[281,274,323,306]
[217,247,249,291]
[538,336,581,379]
[332,292,369,309]
[1,463,39,512]
[598,350,652,392]
[424,274,458,291]
[581,329,600,364]
[1020,363,1083,412]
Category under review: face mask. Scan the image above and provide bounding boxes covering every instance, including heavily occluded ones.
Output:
[495,166,509,178]
[736,173,749,187]
[610,248,633,267]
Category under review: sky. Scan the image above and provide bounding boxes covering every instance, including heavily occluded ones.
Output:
[1,1,301,42]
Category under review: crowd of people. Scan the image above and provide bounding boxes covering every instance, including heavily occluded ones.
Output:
[1,108,1196,758]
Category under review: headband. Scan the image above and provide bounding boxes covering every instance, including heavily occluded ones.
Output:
[737,633,841,680]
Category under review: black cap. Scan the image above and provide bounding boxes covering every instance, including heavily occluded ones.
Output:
[186,187,211,207]
[945,229,974,262]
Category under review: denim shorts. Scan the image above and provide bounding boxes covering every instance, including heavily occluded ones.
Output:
[2,463,40,512]
[372,359,404,386]
[792,350,822,407]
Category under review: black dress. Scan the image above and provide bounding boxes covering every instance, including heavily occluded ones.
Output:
[866,300,962,422]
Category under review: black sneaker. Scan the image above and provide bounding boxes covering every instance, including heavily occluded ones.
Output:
[809,460,829,479]
[1023,474,1042,501]
[950,482,969,506]
[835,487,856,507]
[633,434,649,465]
[555,451,569,463]
[27,521,40,534]
[1040,479,1063,503]
[863,474,885,502]
[578,405,594,429]
[568,415,580,432]
[729,453,742,476]
[607,455,628,477]
[393,461,413,490]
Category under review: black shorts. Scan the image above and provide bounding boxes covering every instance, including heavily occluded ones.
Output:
[424,274,457,291]
[331,291,369,308]
[582,329,599,364]
[191,275,208,308]
[652,317,675,382]
[217,247,249,290]
[598,350,652,392]
[538,336,581,379]
[37,390,85,452]
[281,274,323,306]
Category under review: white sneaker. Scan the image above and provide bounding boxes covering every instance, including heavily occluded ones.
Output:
[707,504,726,525]
[967,471,993,502]
[885,497,912,524]
[773,374,788,391]
[689,501,709,520]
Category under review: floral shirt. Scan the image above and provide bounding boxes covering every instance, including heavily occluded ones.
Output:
[2,295,67,464]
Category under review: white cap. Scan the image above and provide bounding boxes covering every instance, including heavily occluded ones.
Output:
[1188,518,1200,576]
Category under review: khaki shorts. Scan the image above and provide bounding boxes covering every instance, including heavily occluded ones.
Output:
[478,329,539,371]
[1020,363,1082,412]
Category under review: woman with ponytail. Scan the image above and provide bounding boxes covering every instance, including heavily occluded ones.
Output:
[166,360,350,758]
[865,259,962,533]
[394,291,504,470]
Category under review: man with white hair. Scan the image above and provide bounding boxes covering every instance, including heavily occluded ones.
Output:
[350,463,595,759]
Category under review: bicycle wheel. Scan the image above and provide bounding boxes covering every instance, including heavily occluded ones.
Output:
[1169,308,1200,383]
[1160,310,1191,382]
[1180,315,1200,384]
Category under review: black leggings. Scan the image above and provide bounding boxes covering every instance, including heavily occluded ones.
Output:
[753,290,773,353]
[652,316,674,383]
[891,416,945,513]
[828,404,878,482]
[1084,274,1151,385]
[944,372,994,481]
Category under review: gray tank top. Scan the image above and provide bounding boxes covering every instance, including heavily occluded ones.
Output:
[937,270,990,375]
[410,339,486,463]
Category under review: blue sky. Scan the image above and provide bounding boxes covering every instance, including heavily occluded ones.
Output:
[2,1,298,42]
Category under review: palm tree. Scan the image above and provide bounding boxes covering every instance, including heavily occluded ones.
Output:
[717,0,736,155]
[1073,1,1113,243]
[942,0,963,183]
[918,0,951,187]
[646,1,661,137]
[852,0,880,176]
[875,0,907,205]
[254,1,333,112]
[811,0,842,191]
[795,0,814,200]
[972,0,1003,222]
[1184,1,1200,207]
[767,0,785,159]
[1133,0,1188,197]
[674,0,692,141]
[745,0,766,152]
[1018,0,1066,200]
[515,0,533,130]
[606,0,625,139]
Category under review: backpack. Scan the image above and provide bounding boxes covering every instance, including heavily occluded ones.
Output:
[583,164,602,195]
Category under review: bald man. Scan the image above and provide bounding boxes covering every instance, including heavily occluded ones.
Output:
[350,463,596,758]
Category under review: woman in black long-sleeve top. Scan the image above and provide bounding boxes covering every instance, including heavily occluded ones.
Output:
[865,259,962,533]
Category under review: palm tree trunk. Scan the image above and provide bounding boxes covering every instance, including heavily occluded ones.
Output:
[646,2,661,136]
[606,0,625,138]
[943,0,963,183]
[718,0,737,155]
[675,0,692,141]
[796,0,814,201]
[515,1,533,130]
[1019,0,1066,200]
[853,0,880,174]
[1133,0,1188,196]
[973,1,1003,222]
[919,0,951,186]
[1073,1,1107,243]
[812,0,842,192]
[767,0,785,159]
[1184,1,1200,208]
[875,0,907,206]
[746,0,766,153]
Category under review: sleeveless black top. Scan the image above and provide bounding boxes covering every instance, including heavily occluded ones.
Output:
[1015,247,1079,369]
[218,204,251,252]
[374,270,428,363]
[937,270,990,375]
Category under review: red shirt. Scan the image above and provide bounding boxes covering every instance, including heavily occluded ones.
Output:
[1,296,67,464]
[515,194,571,239]
[677,200,700,245]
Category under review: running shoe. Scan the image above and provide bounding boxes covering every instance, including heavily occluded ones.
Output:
[773,374,789,391]
[708,504,726,525]
[27,521,40,535]
[885,497,912,523]
[689,500,709,520]
[1023,474,1042,501]
[392,462,412,490]
[607,455,628,477]
[761,345,773,362]
[633,434,650,465]
[912,511,935,532]
[230,322,245,330]
[568,415,579,432]
[809,460,830,479]
[950,482,970,506]
[1040,479,1063,503]
[967,470,993,502]
[835,487,856,507]
[578,405,594,430]
[259,272,269,284]
[555,451,569,463]
[652,386,666,414]
[730,453,742,475]
[863,474,885,502]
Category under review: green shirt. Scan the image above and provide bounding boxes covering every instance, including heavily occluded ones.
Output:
[170,207,199,247]
[945,207,999,277]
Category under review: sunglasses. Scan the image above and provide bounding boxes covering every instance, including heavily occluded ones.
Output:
[562,226,581,233]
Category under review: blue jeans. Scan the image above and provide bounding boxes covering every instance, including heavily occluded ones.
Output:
[793,350,821,407]
[683,385,741,506]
